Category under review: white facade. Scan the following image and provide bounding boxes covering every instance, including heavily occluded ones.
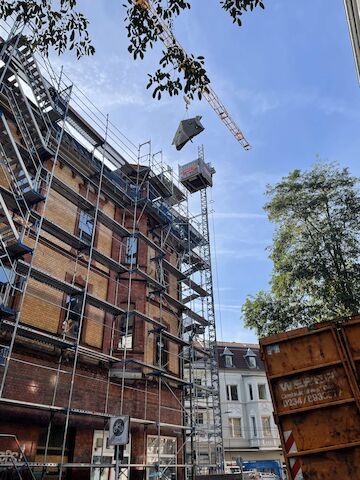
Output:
[217,343,284,474]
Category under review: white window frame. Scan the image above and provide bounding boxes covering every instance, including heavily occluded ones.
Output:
[258,383,267,400]
[226,384,239,401]
[91,430,131,480]
[250,416,257,437]
[261,416,272,437]
[229,417,242,438]
[248,383,254,401]
[247,356,257,368]
[225,355,233,367]
[195,412,204,425]
[146,435,177,480]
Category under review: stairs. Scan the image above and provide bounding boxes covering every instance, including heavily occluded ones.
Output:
[0,192,32,259]
[16,43,55,124]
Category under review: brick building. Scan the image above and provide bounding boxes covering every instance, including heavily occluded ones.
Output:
[0,31,222,480]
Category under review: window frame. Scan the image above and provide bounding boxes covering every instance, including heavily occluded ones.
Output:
[62,292,83,338]
[229,417,242,438]
[247,356,257,368]
[195,412,204,425]
[248,383,254,401]
[225,355,233,367]
[77,209,95,245]
[118,315,134,350]
[250,416,257,437]
[155,336,169,370]
[258,383,267,400]
[261,416,272,437]
[124,236,138,265]
[0,345,9,367]
[226,384,239,401]
[146,435,177,480]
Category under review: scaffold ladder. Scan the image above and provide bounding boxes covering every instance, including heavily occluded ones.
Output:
[198,146,224,471]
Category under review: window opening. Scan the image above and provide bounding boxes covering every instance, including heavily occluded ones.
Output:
[155,337,168,369]
[63,293,82,337]
[225,355,233,367]
[248,384,254,401]
[229,418,242,438]
[258,384,267,400]
[251,416,257,437]
[124,236,138,265]
[78,210,94,244]
[0,345,9,367]
[147,436,176,480]
[262,416,272,437]
[118,316,133,349]
[226,385,239,401]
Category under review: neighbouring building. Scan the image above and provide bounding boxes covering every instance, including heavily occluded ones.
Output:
[217,342,284,475]
[0,26,223,480]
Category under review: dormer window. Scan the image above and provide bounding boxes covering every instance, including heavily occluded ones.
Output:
[221,346,234,368]
[244,348,257,368]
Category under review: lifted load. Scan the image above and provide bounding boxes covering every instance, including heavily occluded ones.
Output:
[179,158,215,193]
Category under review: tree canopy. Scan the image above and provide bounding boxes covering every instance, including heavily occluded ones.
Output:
[242,163,360,337]
[0,0,265,100]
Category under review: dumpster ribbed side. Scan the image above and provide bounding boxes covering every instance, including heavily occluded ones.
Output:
[260,317,360,480]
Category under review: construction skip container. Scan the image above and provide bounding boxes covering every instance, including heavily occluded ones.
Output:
[260,316,360,480]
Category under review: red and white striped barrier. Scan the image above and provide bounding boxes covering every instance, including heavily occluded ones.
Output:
[283,430,304,480]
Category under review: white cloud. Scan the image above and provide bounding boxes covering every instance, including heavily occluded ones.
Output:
[235,87,360,120]
[217,171,282,193]
[216,247,268,260]
[214,303,242,313]
[213,212,266,219]
[48,54,148,111]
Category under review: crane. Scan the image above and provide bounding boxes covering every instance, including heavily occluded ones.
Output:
[134,0,251,150]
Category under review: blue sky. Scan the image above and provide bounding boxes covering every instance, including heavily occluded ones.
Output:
[47,1,360,343]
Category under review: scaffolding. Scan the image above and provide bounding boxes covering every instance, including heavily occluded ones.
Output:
[0,21,223,480]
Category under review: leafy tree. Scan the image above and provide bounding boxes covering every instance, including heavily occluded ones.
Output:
[0,0,265,100]
[242,163,360,337]
[0,1,94,58]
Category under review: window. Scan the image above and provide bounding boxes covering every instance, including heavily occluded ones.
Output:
[194,378,205,397]
[91,430,131,480]
[258,384,267,400]
[0,266,12,285]
[0,346,9,367]
[147,436,176,480]
[63,294,82,337]
[225,355,233,367]
[78,210,94,244]
[248,384,254,401]
[244,348,257,368]
[37,426,71,462]
[124,236,138,265]
[262,416,272,437]
[226,385,238,401]
[155,262,169,290]
[229,418,242,438]
[248,356,257,368]
[118,316,133,349]
[195,412,204,424]
[251,416,257,437]
[155,337,168,369]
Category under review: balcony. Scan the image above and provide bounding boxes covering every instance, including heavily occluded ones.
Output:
[249,437,281,449]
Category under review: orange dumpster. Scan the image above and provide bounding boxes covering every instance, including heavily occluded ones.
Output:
[260,316,360,480]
